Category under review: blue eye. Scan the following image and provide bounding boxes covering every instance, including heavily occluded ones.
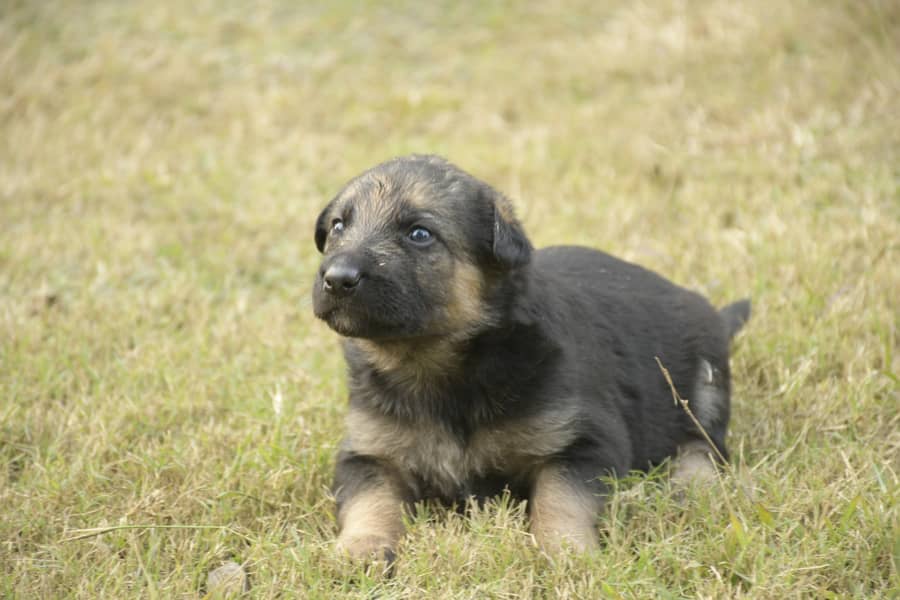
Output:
[331,219,344,233]
[407,226,432,245]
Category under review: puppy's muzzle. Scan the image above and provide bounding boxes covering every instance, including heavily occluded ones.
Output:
[321,254,364,297]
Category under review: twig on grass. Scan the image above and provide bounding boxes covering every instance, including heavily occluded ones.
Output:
[655,356,763,510]
[655,356,729,465]
[60,524,253,543]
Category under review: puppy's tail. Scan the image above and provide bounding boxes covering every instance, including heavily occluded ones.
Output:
[720,298,751,340]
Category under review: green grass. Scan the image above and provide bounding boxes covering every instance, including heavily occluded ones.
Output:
[1,0,898,597]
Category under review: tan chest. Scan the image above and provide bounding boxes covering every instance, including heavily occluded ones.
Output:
[344,406,578,497]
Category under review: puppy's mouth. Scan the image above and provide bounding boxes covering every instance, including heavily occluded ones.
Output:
[313,293,418,340]
[315,303,362,337]
[312,291,357,333]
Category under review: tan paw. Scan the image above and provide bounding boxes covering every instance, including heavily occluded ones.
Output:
[336,533,397,564]
[671,442,719,485]
[533,528,600,553]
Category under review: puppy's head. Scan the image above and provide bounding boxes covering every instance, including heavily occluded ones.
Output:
[312,155,531,341]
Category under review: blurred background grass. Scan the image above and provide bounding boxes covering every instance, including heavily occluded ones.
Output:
[1,1,898,597]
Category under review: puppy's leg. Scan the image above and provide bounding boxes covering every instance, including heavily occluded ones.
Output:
[529,462,603,552]
[333,453,411,563]
[670,439,718,484]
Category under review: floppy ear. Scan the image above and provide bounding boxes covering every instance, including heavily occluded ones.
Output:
[492,205,532,268]
[482,186,532,269]
[314,202,332,253]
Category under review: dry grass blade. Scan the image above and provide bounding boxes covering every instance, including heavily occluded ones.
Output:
[655,356,729,466]
[60,525,254,544]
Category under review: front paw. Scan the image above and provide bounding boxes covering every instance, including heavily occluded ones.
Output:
[532,526,600,553]
[336,533,397,565]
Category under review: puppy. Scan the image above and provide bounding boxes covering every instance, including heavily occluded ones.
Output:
[312,155,750,560]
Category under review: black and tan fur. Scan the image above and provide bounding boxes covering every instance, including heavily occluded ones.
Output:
[312,155,750,560]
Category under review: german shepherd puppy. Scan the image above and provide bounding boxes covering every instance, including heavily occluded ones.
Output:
[312,155,750,561]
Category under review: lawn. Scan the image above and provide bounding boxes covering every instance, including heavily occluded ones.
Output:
[1,0,898,597]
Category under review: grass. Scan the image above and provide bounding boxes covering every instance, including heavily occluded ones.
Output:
[1,0,898,597]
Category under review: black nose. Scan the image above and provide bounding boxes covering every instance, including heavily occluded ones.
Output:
[322,260,362,296]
